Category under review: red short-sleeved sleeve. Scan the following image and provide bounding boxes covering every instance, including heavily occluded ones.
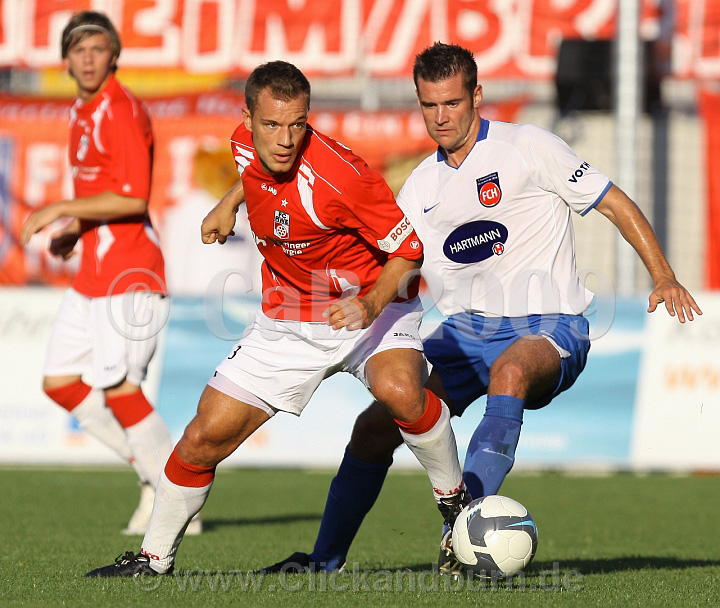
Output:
[326,165,423,262]
[103,98,153,200]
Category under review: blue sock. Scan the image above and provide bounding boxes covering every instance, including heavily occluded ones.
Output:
[463,395,524,499]
[310,449,390,571]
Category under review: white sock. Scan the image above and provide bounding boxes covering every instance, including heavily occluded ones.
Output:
[71,390,132,462]
[399,401,464,500]
[141,471,212,573]
[124,411,174,487]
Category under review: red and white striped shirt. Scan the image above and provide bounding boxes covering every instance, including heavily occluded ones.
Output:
[231,123,422,321]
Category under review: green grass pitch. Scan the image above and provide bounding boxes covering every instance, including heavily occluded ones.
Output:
[2,467,719,607]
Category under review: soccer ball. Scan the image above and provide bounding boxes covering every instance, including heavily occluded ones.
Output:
[452,495,538,577]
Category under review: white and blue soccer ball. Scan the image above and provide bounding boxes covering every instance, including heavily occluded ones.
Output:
[452,495,538,577]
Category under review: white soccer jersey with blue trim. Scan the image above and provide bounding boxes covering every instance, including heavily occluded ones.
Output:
[397,119,612,317]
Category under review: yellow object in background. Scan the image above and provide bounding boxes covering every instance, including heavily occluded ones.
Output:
[38,67,230,98]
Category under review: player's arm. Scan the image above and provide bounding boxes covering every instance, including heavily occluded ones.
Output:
[594,183,702,322]
[19,191,147,246]
[325,256,422,331]
[201,178,245,245]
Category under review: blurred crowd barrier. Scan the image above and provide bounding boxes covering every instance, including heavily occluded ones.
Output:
[1,288,719,471]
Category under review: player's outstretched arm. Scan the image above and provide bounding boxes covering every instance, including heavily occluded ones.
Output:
[201,178,245,245]
[324,257,422,331]
[19,191,147,246]
[594,184,702,323]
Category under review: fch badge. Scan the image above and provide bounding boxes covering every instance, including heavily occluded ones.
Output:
[476,172,502,207]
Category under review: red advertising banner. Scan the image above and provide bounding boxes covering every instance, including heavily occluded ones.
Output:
[0,0,718,80]
[0,89,525,287]
[700,90,720,289]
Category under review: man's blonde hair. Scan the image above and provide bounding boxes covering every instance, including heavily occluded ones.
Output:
[61,11,121,69]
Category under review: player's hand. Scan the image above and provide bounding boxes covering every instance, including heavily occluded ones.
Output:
[201,200,237,244]
[323,296,379,331]
[647,278,702,323]
[49,230,80,260]
[19,203,64,246]
[48,218,81,260]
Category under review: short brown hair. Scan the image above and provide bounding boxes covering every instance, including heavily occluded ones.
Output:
[61,11,121,69]
[244,61,311,114]
[413,42,477,97]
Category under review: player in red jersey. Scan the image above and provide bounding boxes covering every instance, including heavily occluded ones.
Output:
[19,12,199,536]
[86,60,468,577]
[227,119,421,321]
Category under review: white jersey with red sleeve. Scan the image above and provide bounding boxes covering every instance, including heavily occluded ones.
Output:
[69,74,165,297]
[230,123,422,321]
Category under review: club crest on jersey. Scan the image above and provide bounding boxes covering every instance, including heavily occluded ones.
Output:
[476,172,502,207]
[443,220,508,264]
[273,210,290,240]
[77,134,89,162]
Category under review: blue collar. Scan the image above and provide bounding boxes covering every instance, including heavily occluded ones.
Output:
[436,118,489,163]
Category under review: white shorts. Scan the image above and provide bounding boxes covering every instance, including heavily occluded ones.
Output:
[209,297,425,415]
[43,288,168,389]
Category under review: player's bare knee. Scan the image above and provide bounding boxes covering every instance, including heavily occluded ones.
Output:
[103,378,139,398]
[42,378,58,393]
[177,428,204,459]
[178,419,226,465]
[42,375,80,392]
[370,375,424,421]
[489,358,529,397]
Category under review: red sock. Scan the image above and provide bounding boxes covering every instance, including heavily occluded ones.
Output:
[394,388,442,435]
[44,380,91,412]
[164,446,216,487]
[105,391,154,428]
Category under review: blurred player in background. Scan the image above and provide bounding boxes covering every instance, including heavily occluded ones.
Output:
[86,60,469,577]
[258,42,702,576]
[19,11,200,536]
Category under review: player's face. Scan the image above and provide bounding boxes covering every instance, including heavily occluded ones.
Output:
[416,72,482,163]
[64,33,116,102]
[243,89,309,177]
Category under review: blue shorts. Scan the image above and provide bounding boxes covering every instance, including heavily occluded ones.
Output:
[423,313,590,415]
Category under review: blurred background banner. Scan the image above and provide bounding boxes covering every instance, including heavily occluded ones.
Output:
[1,0,718,79]
[0,90,526,288]
[1,0,718,294]
[631,292,720,471]
[700,90,720,289]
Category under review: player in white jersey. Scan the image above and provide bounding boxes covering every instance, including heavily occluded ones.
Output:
[401,119,608,319]
[258,42,701,576]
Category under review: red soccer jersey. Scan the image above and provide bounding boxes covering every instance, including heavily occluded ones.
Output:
[69,75,165,297]
[231,123,422,321]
